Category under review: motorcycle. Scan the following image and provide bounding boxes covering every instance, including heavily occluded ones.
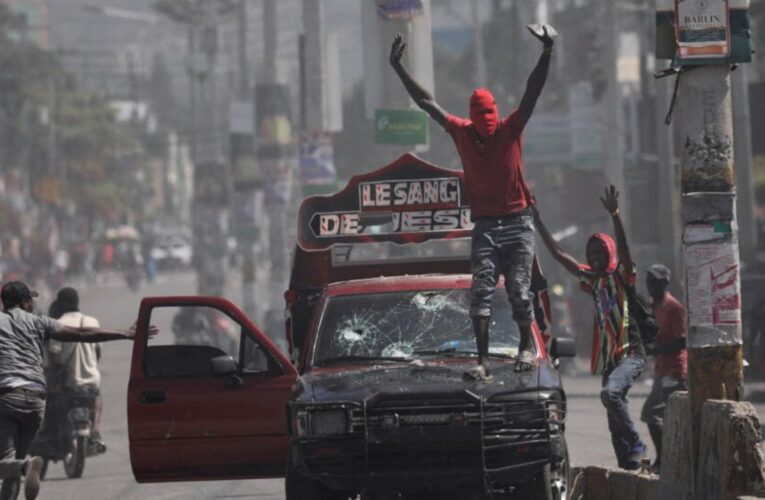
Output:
[30,387,105,479]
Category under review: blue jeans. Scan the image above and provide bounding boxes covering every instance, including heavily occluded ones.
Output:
[600,355,646,467]
[469,215,535,325]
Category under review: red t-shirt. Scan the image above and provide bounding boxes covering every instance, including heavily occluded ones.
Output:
[653,292,688,379]
[444,112,532,218]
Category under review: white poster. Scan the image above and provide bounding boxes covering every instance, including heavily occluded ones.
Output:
[686,242,741,328]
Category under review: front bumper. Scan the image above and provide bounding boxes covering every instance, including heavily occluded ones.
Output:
[291,396,566,492]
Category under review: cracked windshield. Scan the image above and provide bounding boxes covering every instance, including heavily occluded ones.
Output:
[313,289,521,365]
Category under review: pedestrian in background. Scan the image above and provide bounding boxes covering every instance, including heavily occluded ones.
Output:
[640,264,687,473]
[533,186,648,470]
[0,281,148,499]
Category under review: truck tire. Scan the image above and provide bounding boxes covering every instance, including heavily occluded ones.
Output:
[514,443,570,500]
[513,464,554,500]
[285,452,349,500]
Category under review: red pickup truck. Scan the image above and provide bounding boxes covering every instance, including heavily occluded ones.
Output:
[126,154,575,499]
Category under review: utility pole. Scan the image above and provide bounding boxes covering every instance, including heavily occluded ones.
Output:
[360,0,434,160]
[154,0,237,297]
[732,65,758,268]
[602,0,626,208]
[232,0,258,320]
[471,0,487,87]
[678,63,743,475]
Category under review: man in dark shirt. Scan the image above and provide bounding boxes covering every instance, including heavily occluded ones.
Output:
[534,186,648,470]
[640,264,687,473]
[0,281,149,499]
[390,24,556,380]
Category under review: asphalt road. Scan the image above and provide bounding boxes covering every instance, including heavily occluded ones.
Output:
[29,271,765,499]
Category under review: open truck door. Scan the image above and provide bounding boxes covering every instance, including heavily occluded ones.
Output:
[127,296,297,482]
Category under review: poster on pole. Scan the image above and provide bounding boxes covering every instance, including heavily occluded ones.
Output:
[675,0,731,60]
[686,240,741,328]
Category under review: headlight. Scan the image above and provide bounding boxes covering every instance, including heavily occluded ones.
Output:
[310,409,348,436]
[547,401,564,424]
[293,409,309,437]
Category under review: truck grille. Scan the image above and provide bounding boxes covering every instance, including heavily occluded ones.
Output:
[339,397,564,477]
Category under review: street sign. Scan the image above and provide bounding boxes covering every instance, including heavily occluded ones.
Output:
[374,109,428,145]
[376,0,424,20]
[656,0,752,64]
[675,0,731,60]
[300,132,337,195]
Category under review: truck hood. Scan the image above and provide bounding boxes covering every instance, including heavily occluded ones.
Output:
[297,360,562,404]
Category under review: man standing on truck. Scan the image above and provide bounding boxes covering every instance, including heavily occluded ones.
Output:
[532,186,648,470]
[389,24,557,380]
[0,281,150,499]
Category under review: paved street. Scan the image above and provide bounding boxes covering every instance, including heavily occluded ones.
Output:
[31,271,765,499]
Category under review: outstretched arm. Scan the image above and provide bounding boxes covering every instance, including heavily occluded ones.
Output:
[532,204,582,277]
[51,324,158,343]
[600,185,633,270]
[390,34,448,127]
[517,24,556,127]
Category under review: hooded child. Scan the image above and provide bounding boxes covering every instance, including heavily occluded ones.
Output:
[533,186,648,471]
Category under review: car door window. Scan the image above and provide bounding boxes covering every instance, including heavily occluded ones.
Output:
[240,333,271,374]
[145,305,241,378]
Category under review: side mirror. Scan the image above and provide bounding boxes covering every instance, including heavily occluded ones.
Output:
[550,337,576,359]
[210,355,238,376]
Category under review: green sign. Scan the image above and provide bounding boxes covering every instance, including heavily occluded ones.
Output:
[375,109,428,145]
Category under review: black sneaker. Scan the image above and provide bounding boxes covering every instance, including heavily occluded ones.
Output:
[24,456,43,500]
[622,442,647,471]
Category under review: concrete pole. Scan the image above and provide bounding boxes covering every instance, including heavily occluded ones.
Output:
[655,74,682,293]
[236,0,258,320]
[302,0,326,132]
[237,0,249,96]
[261,0,288,292]
[471,0,487,87]
[677,65,744,485]
[602,0,626,206]
[732,65,758,268]
[263,0,278,84]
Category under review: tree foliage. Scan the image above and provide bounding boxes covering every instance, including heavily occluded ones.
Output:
[0,3,151,222]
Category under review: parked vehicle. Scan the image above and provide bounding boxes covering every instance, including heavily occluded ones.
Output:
[126,155,575,499]
[30,387,105,479]
[151,236,193,270]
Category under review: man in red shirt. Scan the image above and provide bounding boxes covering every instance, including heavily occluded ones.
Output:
[640,264,687,473]
[389,24,556,380]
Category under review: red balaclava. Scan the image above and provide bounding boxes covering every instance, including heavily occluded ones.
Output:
[469,88,499,137]
[583,233,618,276]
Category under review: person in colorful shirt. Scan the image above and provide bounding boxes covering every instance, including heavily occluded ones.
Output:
[640,264,687,473]
[533,185,648,470]
[389,24,557,380]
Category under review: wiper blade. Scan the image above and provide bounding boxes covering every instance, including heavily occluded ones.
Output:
[412,349,478,357]
[413,349,515,359]
[316,355,411,366]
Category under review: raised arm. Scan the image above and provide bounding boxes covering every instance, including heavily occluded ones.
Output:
[516,24,556,127]
[390,34,448,127]
[532,204,582,277]
[600,185,633,270]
